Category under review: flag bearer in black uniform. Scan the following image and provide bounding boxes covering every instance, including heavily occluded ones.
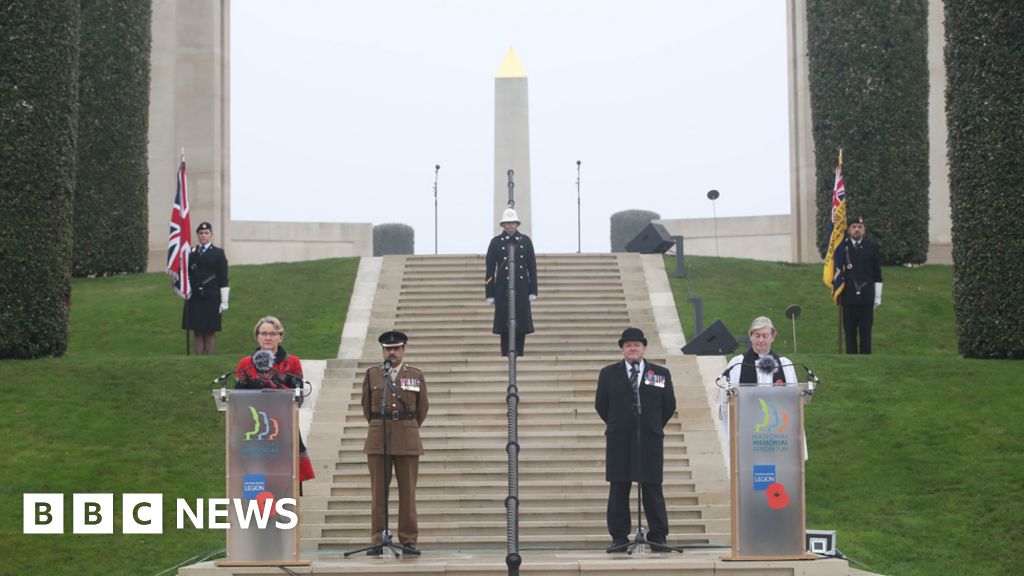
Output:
[182,221,229,355]
[841,215,883,354]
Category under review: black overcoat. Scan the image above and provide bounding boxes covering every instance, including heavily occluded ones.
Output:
[840,236,883,307]
[182,244,229,332]
[485,231,537,335]
[595,360,677,483]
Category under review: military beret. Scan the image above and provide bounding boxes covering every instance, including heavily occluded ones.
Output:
[196,221,213,232]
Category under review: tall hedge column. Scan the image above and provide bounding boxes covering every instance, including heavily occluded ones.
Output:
[946,2,1024,358]
[74,0,152,276]
[0,1,80,358]
[807,0,930,264]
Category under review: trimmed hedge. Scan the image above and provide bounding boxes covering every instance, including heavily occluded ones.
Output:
[73,0,152,277]
[373,223,415,256]
[807,0,930,264]
[946,2,1024,358]
[610,209,660,253]
[0,1,80,358]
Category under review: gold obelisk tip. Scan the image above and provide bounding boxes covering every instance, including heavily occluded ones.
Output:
[496,47,527,78]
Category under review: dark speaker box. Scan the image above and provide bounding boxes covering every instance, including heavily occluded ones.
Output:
[681,319,738,356]
[625,222,674,254]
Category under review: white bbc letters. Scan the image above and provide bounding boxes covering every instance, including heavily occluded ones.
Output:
[73,493,114,534]
[23,494,64,534]
[122,494,163,534]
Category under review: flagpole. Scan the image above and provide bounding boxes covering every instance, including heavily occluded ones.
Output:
[835,147,843,355]
[181,148,190,356]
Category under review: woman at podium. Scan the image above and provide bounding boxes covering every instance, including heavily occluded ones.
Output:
[723,316,797,385]
[720,316,806,460]
[235,315,316,487]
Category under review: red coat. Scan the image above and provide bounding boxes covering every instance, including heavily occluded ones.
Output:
[234,347,315,482]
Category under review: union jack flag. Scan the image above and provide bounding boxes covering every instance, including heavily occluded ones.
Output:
[822,150,847,303]
[166,157,192,299]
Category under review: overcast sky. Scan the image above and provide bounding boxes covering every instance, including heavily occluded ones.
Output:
[231,0,791,254]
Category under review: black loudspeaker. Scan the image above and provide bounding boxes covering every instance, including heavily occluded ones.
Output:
[681,319,738,356]
[625,222,674,254]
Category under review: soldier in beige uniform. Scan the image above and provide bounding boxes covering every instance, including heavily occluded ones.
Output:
[362,330,429,554]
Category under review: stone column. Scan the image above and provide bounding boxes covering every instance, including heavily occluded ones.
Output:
[147,0,231,271]
[493,48,532,237]
[786,0,818,264]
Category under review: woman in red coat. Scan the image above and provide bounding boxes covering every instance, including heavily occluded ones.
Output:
[235,315,315,486]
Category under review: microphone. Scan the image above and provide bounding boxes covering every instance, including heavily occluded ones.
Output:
[252,349,274,372]
[756,355,779,375]
[210,371,233,385]
[382,359,392,372]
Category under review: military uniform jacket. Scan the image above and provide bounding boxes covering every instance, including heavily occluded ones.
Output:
[595,361,677,483]
[485,231,537,335]
[840,236,883,307]
[181,244,229,332]
[362,363,429,456]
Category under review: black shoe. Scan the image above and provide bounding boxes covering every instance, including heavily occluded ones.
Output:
[606,539,629,553]
[366,547,382,556]
[648,538,671,553]
[403,543,421,555]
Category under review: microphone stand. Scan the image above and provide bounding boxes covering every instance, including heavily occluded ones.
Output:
[504,170,522,576]
[433,164,440,255]
[345,362,418,558]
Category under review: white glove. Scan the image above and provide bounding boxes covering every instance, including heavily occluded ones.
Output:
[873,283,882,309]
[219,287,230,313]
[486,297,494,305]
[528,294,537,302]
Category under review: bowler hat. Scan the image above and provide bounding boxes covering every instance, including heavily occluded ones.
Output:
[618,327,647,348]
[378,330,408,348]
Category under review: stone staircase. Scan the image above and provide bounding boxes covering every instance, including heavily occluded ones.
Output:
[181,253,858,575]
[300,253,731,553]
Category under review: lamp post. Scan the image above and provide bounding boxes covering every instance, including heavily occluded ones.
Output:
[433,164,440,255]
[707,189,720,257]
[576,160,582,254]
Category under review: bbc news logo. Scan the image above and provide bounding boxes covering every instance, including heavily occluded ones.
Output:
[23,493,298,534]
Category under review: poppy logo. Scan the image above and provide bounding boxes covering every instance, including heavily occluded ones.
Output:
[755,399,789,433]
[244,406,279,441]
[766,483,790,509]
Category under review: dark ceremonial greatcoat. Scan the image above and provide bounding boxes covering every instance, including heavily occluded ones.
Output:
[840,236,883,307]
[485,231,537,335]
[362,363,429,456]
[181,244,229,332]
[595,361,677,483]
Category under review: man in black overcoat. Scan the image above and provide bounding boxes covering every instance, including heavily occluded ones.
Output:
[181,221,229,355]
[841,215,883,354]
[484,208,537,356]
[595,327,677,552]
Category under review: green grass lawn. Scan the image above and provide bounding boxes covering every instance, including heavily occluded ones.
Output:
[667,255,1023,576]
[0,258,358,576]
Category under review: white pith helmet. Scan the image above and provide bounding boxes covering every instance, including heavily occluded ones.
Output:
[500,208,520,224]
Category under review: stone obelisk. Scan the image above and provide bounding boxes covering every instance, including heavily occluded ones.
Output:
[494,47,531,236]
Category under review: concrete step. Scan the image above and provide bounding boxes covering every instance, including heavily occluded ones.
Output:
[312,518,726,539]
[311,532,723,551]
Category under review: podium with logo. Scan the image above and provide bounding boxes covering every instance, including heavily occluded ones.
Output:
[213,389,309,567]
[723,383,816,561]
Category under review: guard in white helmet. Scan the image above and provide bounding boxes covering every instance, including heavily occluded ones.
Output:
[485,208,538,356]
